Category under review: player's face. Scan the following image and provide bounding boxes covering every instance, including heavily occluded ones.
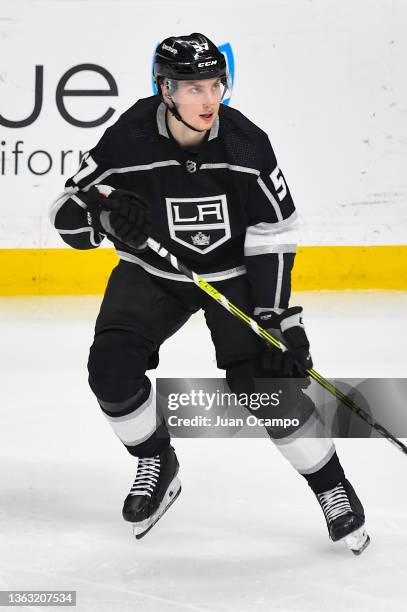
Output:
[171,78,225,130]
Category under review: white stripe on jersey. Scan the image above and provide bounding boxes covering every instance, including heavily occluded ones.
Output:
[200,163,285,221]
[200,162,259,175]
[82,160,182,191]
[117,250,247,282]
[274,252,284,310]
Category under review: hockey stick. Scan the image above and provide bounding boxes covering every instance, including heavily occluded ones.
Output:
[146,236,407,455]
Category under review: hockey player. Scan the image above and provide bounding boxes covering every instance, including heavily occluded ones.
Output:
[49,33,369,554]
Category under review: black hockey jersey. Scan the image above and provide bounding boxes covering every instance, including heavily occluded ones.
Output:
[50,95,299,309]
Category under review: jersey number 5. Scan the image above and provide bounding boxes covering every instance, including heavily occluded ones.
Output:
[270,166,287,201]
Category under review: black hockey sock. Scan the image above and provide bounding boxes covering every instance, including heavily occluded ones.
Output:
[125,422,170,458]
[302,452,346,494]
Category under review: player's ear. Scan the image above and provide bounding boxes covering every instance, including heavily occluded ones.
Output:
[161,84,174,108]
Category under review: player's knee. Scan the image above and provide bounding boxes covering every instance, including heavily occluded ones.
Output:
[87,329,154,402]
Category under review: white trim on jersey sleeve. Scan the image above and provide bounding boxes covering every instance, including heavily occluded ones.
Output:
[72,154,98,185]
[57,226,102,247]
[48,186,80,226]
[244,212,299,256]
[256,176,283,222]
[274,252,285,310]
[49,186,103,247]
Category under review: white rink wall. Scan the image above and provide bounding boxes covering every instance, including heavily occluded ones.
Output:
[0,0,406,248]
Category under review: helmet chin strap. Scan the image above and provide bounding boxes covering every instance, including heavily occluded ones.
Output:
[166,100,207,134]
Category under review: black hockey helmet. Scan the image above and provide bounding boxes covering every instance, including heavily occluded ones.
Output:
[153,33,230,132]
[153,33,228,88]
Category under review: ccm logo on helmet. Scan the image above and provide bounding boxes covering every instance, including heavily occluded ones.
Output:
[197,60,217,67]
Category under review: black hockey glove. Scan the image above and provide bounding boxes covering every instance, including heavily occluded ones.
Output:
[254,306,313,376]
[99,188,149,248]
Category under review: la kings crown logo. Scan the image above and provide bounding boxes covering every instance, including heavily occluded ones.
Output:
[166,195,230,254]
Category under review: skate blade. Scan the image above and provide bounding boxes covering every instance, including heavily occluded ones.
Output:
[342,526,370,555]
[133,476,181,540]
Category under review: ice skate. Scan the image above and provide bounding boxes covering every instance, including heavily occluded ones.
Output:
[316,479,370,555]
[122,445,181,539]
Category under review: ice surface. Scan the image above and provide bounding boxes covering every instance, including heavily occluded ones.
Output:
[1,291,407,611]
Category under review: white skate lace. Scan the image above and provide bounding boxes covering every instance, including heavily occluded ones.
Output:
[129,455,161,498]
[317,483,352,523]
